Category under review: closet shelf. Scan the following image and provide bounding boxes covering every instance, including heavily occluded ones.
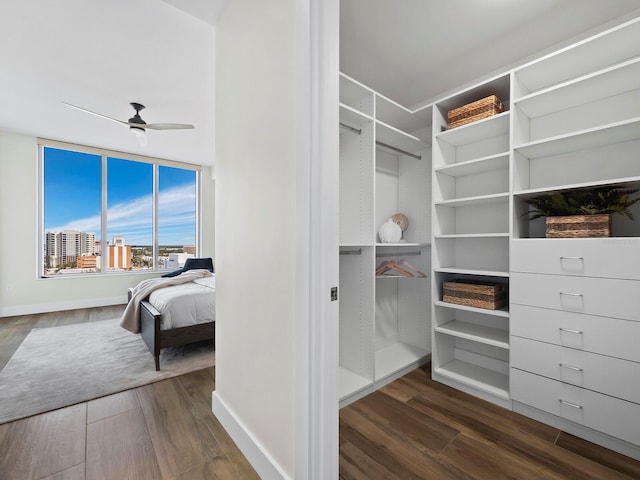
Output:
[513,17,640,94]
[434,192,509,208]
[514,177,640,198]
[434,359,510,400]
[435,152,509,178]
[435,266,509,277]
[376,121,428,155]
[339,366,373,402]
[435,111,509,147]
[514,117,640,159]
[435,320,509,349]
[375,342,429,383]
[514,56,640,118]
[339,103,373,128]
[376,242,430,247]
[434,233,509,239]
[434,300,510,318]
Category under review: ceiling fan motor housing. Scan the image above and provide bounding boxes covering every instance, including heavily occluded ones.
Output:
[129,102,147,130]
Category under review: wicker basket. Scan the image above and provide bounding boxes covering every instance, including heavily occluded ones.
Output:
[545,214,612,238]
[443,280,508,310]
[447,95,504,129]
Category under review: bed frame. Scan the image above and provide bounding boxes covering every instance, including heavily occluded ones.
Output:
[128,289,215,371]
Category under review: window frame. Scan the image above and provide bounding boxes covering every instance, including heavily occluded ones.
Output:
[38,138,201,278]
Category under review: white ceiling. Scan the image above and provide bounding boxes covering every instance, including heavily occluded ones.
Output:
[341,0,640,107]
[1,1,639,167]
[0,0,219,166]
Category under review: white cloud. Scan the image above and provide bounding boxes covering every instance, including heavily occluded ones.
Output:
[48,184,196,245]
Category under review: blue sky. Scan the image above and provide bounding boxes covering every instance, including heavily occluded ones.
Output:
[44,147,196,246]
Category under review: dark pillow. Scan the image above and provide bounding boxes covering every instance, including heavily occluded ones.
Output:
[161,268,183,278]
[161,257,214,278]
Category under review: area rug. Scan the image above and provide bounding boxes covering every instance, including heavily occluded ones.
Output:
[0,318,215,424]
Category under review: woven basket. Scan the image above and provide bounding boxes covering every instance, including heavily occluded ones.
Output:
[443,280,508,310]
[447,95,504,129]
[545,214,612,238]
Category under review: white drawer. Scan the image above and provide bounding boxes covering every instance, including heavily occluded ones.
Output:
[511,336,640,404]
[511,272,640,321]
[511,304,640,362]
[511,238,640,279]
[511,369,640,446]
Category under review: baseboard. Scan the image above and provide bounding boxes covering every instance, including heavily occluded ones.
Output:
[0,296,127,317]
[513,401,640,461]
[212,391,290,480]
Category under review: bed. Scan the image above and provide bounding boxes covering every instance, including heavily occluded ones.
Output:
[123,259,216,370]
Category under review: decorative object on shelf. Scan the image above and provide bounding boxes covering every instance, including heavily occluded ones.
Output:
[443,280,508,310]
[378,218,402,243]
[546,214,612,238]
[392,213,409,232]
[523,187,640,238]
[447,95,504,129]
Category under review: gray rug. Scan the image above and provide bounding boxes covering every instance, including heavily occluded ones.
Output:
[0,318,214,424]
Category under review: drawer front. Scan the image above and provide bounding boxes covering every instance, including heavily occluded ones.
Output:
[511,239,640,279]
[511,369,640,446]
[511,336,640,403]
[511,304,640,362]
[511,272,640,321]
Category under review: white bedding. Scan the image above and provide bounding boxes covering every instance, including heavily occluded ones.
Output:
[148,274,216,330]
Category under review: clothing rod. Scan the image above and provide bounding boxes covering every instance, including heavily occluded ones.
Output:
[340,248,362,255]
[339,122,421,160]
[376,251,421,258]
[339,122,362,135]
[376,141,422,160]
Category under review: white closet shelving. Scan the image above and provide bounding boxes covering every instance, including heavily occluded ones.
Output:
[431,74,512,408]
[507,16,640,459]
[339,73,431,407]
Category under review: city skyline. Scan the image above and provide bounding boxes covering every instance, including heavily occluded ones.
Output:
[44,147,197,246]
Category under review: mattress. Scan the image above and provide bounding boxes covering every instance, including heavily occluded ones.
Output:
[148,274,216,330]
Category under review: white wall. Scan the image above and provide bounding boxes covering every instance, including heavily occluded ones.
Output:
[0,130,215,316]
[212,0,301,477]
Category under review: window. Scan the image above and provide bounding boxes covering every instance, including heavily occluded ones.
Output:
[41,142,199,276]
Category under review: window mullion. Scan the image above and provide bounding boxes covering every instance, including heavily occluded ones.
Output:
[153,164,159,271]
[101,155,108,274]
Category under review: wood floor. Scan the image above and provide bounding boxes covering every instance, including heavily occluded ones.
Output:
[339,364,640,480]
[0,367,259,480]
[2,309,640,478]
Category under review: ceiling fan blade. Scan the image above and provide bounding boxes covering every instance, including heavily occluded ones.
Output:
[62,102,127,126]
[143,123,195,130]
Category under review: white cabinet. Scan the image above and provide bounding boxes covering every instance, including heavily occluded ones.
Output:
[339,74,431,406]
[510,240,640,457]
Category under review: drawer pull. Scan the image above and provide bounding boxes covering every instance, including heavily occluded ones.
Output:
[559,399,583,410]
[560,256,584,261]
[560,292,583,297]
[559,363,583,372]
[559,327,583,335]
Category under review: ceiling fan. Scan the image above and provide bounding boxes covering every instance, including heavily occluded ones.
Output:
[62,101,194,146]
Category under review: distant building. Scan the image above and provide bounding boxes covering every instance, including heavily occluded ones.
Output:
[77,255,98,269]
[108,236,131,269]
[45,230,96,268]
[183,245,196,255]
[166,253,194,270]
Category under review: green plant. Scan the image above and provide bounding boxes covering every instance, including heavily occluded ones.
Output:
[523,187,640,220]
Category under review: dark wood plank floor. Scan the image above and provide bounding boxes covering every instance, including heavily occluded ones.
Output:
[340,364,640,480]
[3,309,640,479]
[0,367,258,480]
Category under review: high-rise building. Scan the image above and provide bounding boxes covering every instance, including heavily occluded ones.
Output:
[45,230,96,268]
[108,236,131,270]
